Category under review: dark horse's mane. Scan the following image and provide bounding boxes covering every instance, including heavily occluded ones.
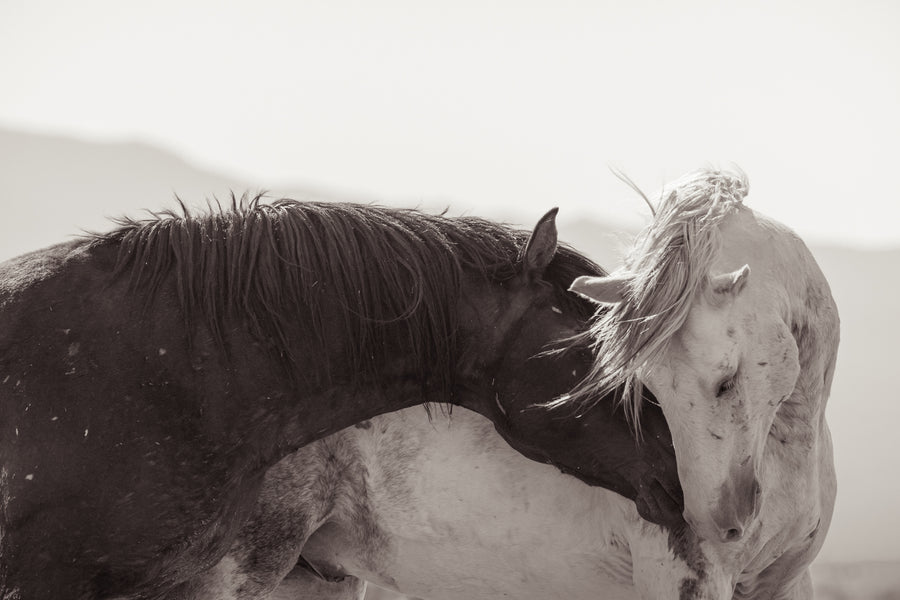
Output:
[92,195,603,397]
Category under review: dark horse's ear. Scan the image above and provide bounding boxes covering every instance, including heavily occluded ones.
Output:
[520,208,559,279]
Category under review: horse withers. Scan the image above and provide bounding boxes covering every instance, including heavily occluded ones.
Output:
[0,199,681,599]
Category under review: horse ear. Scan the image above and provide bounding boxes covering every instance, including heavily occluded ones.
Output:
[520,208,559,277]
[710,264,751,296]
[569,274,629,304]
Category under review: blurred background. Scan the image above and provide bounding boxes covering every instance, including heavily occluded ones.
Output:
[1,1,897,597]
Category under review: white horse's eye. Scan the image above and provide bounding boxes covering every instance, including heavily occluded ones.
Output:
[716,377,736,398]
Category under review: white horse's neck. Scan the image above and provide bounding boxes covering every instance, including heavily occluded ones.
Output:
[712,207,838,586]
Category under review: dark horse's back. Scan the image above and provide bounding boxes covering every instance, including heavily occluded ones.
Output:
[0,240,274,598]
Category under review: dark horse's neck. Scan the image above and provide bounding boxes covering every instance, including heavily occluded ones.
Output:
[96,198,594,462]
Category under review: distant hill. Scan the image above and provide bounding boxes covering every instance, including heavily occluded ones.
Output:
[1,126,897,567]
[0,127,252,260]
[0,126,625,263]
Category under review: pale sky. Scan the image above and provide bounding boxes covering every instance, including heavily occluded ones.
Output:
[1,0,898,247]
[1,0,899,569]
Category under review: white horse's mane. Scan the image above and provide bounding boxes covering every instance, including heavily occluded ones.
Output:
[569,168,749,429]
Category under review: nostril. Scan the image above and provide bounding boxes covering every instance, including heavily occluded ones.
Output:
[723,527,743,542]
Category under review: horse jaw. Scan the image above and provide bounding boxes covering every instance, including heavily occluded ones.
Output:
[642,270,800,545]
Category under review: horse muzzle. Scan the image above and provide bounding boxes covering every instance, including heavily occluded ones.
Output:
[686,470,761,543]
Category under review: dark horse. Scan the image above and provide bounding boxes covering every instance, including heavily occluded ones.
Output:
[0,197,682,599]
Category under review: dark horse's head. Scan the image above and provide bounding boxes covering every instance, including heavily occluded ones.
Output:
[453,209,683,528]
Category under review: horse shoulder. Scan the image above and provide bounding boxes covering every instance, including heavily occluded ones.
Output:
[736,491,830,600]
[735,554,815,600]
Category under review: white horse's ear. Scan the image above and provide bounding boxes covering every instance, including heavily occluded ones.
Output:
[710,264,751,296]
[521,208,559,277]
[568,274,629,305]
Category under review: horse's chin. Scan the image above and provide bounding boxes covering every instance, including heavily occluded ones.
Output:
[635,477,686,530]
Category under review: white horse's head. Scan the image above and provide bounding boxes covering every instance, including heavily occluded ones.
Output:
[570,169,838,545]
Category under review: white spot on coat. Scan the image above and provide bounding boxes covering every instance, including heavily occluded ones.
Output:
[68,342,80,357]
[158,348,167,356]
[551,306,562,314]
[84,429,89,438]
[24,474,33,481]
[51,416,58,421]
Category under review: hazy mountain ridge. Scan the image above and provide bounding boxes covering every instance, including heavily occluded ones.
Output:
[0,127,250,259]
[1,128,896,585]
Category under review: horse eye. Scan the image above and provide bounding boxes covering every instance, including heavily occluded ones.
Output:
[716,377,736,398]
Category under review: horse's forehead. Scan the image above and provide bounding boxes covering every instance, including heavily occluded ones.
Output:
[678,291,787,360]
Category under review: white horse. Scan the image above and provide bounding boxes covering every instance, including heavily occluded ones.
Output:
[570,168,839,597]
[181,168,837,600]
